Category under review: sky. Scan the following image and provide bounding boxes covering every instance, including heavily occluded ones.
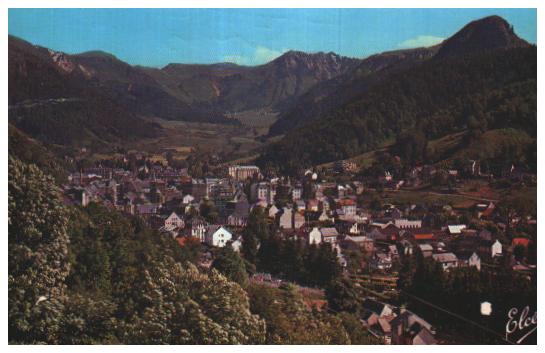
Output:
[8,8,537,67]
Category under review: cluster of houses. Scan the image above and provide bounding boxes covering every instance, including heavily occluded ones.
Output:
[62,160,535,345]
[64,162,533,275]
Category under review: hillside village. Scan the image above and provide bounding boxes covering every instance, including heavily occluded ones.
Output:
[62,153,537,345]
[7,9,538,346]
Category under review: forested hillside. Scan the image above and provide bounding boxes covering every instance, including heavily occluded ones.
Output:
[267,46,439,136]
[257,45,536,174]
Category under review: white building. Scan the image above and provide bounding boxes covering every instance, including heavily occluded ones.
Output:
[491,239,503,257]
[279,207,293,229]
[292,186,303,201]
[205,225,233,247]
[228,165,260,181]
[394,219,422,229]
[309,227,322,245]
[447,224,467,235]
[231,239,242,252]
[268,205,279,218]
[182,194,195,204]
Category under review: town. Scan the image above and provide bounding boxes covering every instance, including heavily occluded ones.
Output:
[62,151,537,345]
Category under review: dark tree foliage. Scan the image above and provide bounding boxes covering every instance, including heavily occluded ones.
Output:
[199,199,219,223]
[241,206,269,264]
[8,157,71,344]
[257,47,536,175]
[255,237,342,288]
[392,129,428,165]
[212,246,249,287]
[247,283,352,344]
[325,278,362,313]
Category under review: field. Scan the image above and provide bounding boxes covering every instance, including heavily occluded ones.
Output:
[91,110,279,163]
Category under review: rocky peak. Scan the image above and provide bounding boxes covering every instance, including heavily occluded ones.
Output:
[436,15,530,59]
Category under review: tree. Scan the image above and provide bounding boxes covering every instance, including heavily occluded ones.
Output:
[337,312,383,344]
[325,278,361,313]
[241,207,269,265]
[304,243,342,287]
[212,246,248,287]
[393,129,428,165]
[199,199,218,223]
[247,283,353,344]
[8,157,71,343]
[257,235,283,274]
[112,253,267,344]
[397,253,415,300]
[58,295,118,344]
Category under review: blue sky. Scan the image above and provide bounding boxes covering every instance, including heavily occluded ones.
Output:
[9,8,537,67]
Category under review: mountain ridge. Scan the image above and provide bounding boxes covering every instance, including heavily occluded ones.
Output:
[256,16,536,174]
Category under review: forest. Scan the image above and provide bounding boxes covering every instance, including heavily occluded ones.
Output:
[257,46,536,175]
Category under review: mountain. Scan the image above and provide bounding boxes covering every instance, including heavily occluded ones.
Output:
[8,36,162,150]
[268,15,532,137]
[8,124,69,183]
[435,15,530,59]
[9,36,359,150]
[69,53,226,123]
[148,50,360,112]
[268,46,439,136]
[257,16,536,174]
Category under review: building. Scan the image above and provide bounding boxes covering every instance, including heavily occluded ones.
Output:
[362,298,394,317]
[227,197,250,227]
[228,165,260,181]
[394,219,422,229]
[164,212,185,230]
[292,185,303,201]
[337,199,357,218]
[307,199,319,212]
[334,160,358,173]
[370,252,393,270]
[418,244,434,258]
[480,239,503,258]
[191,179,208,201]
[309,227,322,245]
[320,227,339,245]
[205,225,233,247]
[294,212,305,229]
[456,251,481,271]
[448,224,467,235]
[187,217,208,242]
[432,252,458,271]
[268,205,279,218]
[391,310,437,345]
[279,207,293,229]
[251,182,275,204]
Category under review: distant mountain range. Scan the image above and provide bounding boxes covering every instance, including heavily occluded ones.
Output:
[9,37,359,149]
[8,15,536,172]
